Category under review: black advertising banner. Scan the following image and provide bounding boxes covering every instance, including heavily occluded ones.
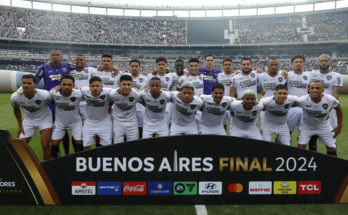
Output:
[1,129,348,205]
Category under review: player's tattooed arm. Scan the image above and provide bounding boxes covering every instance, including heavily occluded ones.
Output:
[13,106,24,137]
[332,104,343,138]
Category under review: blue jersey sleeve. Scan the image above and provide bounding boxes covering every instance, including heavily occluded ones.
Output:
[35,64,46,84]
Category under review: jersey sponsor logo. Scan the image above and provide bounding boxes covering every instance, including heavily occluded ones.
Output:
[298,181,321,194]
[248,181,272,195]
[278,77,283,82]
[97,182,121,195]
[148,182,172,195]
[322,104,328,109]
[173,182,197,195]
[129,97,134,102]
[327,76,332,80]
[199,182,222,195]
[35,100,41,105]
[70,97,76,102]
[273,181,296,194]
[49,74,62,81]
[72,182,96,195]
[190,105,196,110]
[122,182,146,195]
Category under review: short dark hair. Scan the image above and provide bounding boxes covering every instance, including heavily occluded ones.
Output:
[22,74,36,83]
[291,54,305,63]
[50,48,61,52]
[130,59,141,66]
[149,77,161,84]
[175,59,184,64]
[223,58,233,64]
[119,74,133,82]
[275,84,288,91]
[89,76,102,84]
[309,80,324,87]
[102,54,112,59]
[189,58,199,64]
[241,57,252,64]
[181,83,195,91]
[156,56,167,64]
[212,83,225,91]
[205,54,214,60]
[61,74,75,83]
[76,54,85,59]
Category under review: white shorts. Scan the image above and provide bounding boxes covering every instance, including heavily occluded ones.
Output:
[19,117,53,139]
[83,118,112,147]
[329,109,337,129]
[287,107,302,132]
[52,120,82,141]
[229,123,263,140]
[143,122,169,139]
[165,104,173,127]
[170,122,199,136]
[113,120,138,144]
[199,123,226,136]
[222,111,231,126]
[298,123,336,148]
[79,102,87,123]
[261,123,290,146]
[136,111,144,128]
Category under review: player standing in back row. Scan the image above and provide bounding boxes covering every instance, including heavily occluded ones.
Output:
[200,55,221,95]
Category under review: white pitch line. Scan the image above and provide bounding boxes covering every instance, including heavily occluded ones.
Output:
[195,205,208,215]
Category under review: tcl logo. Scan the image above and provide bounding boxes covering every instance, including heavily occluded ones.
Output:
[298,181,321,194]
[123,182,146,195]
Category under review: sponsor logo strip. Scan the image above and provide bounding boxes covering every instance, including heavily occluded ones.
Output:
[298,181,321,194]
[72,182,96,195]
[123,182,146,195]
[199,181,222,195]
[248,181,272,195]
[273,181,297,195]
[97,182,121,195]
[148,182,172,195]
[174,182,197,195]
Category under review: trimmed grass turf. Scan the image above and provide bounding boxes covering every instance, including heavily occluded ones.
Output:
[0,92,347,214]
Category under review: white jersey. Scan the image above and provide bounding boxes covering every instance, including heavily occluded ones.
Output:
[178,75,204,96]
[169,72,184,91]
[50,89,82,125]
[130,74,148,112]
[80,87,112,123]
[91,70,122,89]
[70,67,96,88]
[261,95,299,125]
[11,89,52,121]
[310,70,343,95]
[231,71,258,98]
[230,100,263,130]
[147,73,173,90]
[287,71,311,96]
[109,88,140,123]
[258,72,287,98]
[140,90,171,127]
[298,94,339,129]
[217,72,234,96]
[200,95,234,127]
[170,91,203,126]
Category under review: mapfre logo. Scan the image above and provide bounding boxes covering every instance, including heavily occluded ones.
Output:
[123,182,146,195]
[298,181,321,194]
[248,181,272,195]
[72,182,96,195]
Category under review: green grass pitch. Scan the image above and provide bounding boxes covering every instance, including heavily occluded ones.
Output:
[0,92,347,214]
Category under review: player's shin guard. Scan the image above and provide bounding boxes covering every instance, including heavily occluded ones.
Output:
[51,145,60,159]
[327,151,337,157]
[308,135,318,151]
[62,131,70,155]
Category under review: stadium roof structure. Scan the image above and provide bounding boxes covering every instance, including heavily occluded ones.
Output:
[1,0,348,17]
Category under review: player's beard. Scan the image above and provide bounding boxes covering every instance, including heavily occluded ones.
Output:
[319,65,330,71]
[242,68,252,74]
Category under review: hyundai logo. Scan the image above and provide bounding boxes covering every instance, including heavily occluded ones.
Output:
[204,183,217,189]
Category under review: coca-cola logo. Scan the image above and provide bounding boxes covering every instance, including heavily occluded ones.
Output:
[122,182,146,195]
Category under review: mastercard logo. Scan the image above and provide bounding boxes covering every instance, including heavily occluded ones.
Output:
[227,183,243,193]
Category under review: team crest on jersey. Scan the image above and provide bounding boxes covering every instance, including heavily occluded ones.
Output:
[191,105,196,110]
[222,102,227,108]
[252,110,257,116]
[278,77,283,82]
[139,78,143,82]
[129,97,134,102]
[327,76,332,80]
[303,76,307,80]
[284,104,289,109]
[251,73,255,78]
[160,99,165,105]
[111,72,116,77]
[62,67,67,73]
[70,97,76,102]
[165,77,169,82]
[35,100,41,105]
[322,103,328,109]
[100,95,105,99]
[84,69,88,73]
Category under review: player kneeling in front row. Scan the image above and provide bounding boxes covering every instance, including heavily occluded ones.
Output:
[297,81,343,156]
[229,90,263,140]
[260,85,298,146]
[81,76,113,150]
[199,83,234,135]
[11,74,53,160]
[170,83,203,135]
[50,75,83,158]
[140,77,171,138]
